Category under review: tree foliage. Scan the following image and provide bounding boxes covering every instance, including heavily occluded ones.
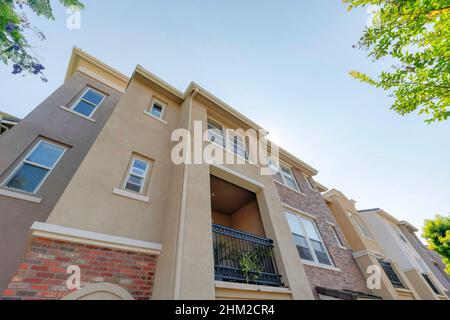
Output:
[344,0,450,123]
[0,0,84,81]
[422,214,450,274]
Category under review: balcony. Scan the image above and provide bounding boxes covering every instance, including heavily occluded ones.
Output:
[212,224,283,287]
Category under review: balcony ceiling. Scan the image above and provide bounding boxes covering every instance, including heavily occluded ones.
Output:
[210,176,255,215]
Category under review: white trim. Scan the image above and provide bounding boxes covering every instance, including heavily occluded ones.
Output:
[353,250,384,259]
[143,110,168,124]
[62,283,134,300]
[276,163,302,193]
[75,66,126,94]
[274,180,306,195]
[60,106,96,122]
[214,281,292,294]
[113,188,150,203]
[0,188,42,203]
[30,222,162,255]
[147,98,167,121]
[123,158,150,194]
[282,203,316,220]
[284,210,335,268]
[69,87,106,119]
[1,140,67,194]
[210,163,264,190]
[329,224,348,250]
[301,260,342,272]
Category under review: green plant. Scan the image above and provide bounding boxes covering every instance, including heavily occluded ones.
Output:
[239,251,263,283]
[422,214,450,274]
[1,0,84,80]
[344,0,449,123]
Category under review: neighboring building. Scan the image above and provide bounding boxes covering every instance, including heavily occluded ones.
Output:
[358,209,448,300]
[323,189,418,300]
[398,221,450,298]
[276,172,374,300]
[0,48,128,294]
[0,112,20,135]
[0,48,377,300]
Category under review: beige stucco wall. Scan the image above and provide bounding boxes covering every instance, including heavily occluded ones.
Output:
[230,200,265,237]
[46,70,315,300]
[47,77,181,245]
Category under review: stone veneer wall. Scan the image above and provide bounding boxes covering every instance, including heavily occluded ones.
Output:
[2,237,157,300]
[274,167,370,298]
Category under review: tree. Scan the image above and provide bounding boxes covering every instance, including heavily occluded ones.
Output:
[422,215,450,274]
[0,0,84,81]
[344,0,450,124]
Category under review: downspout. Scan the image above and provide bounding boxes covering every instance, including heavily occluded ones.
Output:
[173,87,199,299]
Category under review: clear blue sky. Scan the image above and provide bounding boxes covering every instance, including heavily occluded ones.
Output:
[1,1,448,238]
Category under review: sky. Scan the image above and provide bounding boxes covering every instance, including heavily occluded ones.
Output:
[0,1,448,240]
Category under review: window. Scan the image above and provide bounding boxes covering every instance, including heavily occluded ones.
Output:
[306,176,317,191]
[422,273,441,295]
[285,212,333,266]
[348,211,373,239]
[148,99,166,120]
[274,164,301,192]
[2,140,66,193]
[124,158,151,194]
[392,225,407,243]
[378,259,405,289]
[207,119,225,148]
[71,88,105,118]
[227,131,248,160]
[330,225,345,248]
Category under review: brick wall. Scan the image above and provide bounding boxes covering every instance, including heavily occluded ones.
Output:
[274,167,370,298]
[2,237,157,300]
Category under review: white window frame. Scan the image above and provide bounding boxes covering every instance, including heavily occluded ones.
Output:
[123,157,150,194]
[207,117,249,161]
[347,211,374,239]
[70,87,106,119]
[285,211,335,267]
[207,118,226,148]
[330,224,346,249]
[226,130,248,160]
[147,98,167,121]
[305,175,317,191]
[1,140,66,194]
[275,164,301,193]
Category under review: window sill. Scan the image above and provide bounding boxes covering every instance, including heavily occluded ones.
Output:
[274,180,306,196]
[0,188,42,203]
[60,106,96,123]
[143,110,168,124]
[112,188,150,203]
[301,260,341,272]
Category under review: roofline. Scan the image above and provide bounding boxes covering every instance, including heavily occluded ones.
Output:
[399,221,419,232]
[65,47,129,84]
[66,48,320,177]
[358,208,401,225]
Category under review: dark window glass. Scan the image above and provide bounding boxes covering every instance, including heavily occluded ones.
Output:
[73,100,96,117]
[6,163,49,193]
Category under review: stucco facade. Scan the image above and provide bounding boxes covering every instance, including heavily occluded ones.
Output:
[2,48,444,301]
[358,209,448,300]
[0,50,126,294]
[323,189,418,300]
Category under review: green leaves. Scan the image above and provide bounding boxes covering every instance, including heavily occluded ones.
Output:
[423,215,450,274]
[345,0,450,123]
[0,0,84,79]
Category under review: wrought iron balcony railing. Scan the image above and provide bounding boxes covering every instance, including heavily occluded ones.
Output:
[212,224,283,287]
[378,259,406,289]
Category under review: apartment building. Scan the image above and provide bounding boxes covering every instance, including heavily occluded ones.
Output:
[323,189,418,300]
[398,221,450,298]
[0,49,127,294]
[358,209,448,300]
[0,111,20,136]
[0,48,375,300]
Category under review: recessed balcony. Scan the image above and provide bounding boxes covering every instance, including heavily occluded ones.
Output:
[210,175,283,287]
